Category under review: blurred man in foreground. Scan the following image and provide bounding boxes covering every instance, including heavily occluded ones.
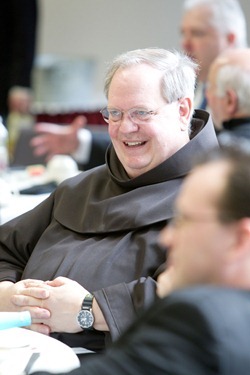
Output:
[34,141,250,375]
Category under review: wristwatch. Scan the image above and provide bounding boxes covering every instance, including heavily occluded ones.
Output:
[77,293,95,330]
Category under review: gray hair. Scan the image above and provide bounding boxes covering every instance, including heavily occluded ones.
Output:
[183,0,248,48]
[216,65,250,113]
[104,48,198,106]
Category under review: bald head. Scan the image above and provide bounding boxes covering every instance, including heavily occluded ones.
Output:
[206,48,250,127]
[213,48,250,72]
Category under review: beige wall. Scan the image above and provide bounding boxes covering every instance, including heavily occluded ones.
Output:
[35,0,250,109]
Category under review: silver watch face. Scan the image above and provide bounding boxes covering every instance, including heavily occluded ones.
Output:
[77,309,94,329]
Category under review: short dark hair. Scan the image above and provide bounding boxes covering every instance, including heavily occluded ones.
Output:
[194,134,250,223]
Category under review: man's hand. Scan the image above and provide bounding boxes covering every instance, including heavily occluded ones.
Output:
[12,277,88,333]
[11,276,109,333]
[0,280,51,334]
[30,115,87,161]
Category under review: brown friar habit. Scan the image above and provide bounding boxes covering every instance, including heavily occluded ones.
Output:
[0,110,218,352]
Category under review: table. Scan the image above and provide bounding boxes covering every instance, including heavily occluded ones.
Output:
[1,193,49,224]
[0,167,51,224]
[0,160,79,224]
[0,327,80,374]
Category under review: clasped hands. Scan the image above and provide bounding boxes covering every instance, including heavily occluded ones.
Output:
[8,276,88,335]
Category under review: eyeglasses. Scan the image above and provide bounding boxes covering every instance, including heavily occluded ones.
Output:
[100,106,165,125]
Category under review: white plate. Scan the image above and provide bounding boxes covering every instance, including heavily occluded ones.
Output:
[0,331,30,349]
[0,328,80,374]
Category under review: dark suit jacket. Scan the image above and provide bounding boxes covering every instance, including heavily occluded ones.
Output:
[79,130,110,170]
[33,286,250,375]
[221,117,250,140]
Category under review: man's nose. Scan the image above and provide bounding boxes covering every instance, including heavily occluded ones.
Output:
[159,223,174,249]
[181,35,192,52]
[119,113,139,132]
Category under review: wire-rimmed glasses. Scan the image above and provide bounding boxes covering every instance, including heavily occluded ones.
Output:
[100,107,162,125]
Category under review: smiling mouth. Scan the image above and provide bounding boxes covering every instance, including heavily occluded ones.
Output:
[124,141,146,147]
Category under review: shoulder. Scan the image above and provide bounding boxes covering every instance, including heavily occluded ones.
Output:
[164,285,250,317]
[150,286,250,345]
[177,286,250,373]
[161,287,250,365]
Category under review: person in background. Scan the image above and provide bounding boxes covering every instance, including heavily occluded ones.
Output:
[206,48,250,140]
[30,115,111,170]
[0,48,218,356]
[180,0,247,126]
[0,0,38,123]
[33,141,250,375]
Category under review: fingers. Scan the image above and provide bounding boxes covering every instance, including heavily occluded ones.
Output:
[20,281,50,298]
[34,122,62,133]
[72,115,87,130]
[22,279,47,286]
[30,134,50,156]
[31,143,48,157]
[34,115,87,135]
[11,293,49,308]
[31,133,63,158]
[23,279,50,289]
[16,287,49,299]
[31,115,86,158]
[7,303,50,322]
[11,297,51,328]
[11,282,50,308]
[45,276,67,287]
[30,134,47,147]
[28,323,51,335]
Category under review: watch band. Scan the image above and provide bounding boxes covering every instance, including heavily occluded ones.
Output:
[82,293,94,309]
[77,293,95,330]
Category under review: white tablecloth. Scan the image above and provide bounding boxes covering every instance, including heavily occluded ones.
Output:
[0,167,51,224]
[1,193,49,224]
[0,327,80,374]
[0,162,80,224]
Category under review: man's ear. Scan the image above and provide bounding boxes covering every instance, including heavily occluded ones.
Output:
[228,218,250,261]
[220,218,250,285]
[178,97,192,130]
[227,32,236,46]
[237,218,250,250]
[225,89,238,116]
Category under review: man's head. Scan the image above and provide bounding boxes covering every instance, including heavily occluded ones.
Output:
[158,141,250,297]
[206,48,250,128]
[180,0,247,83]
[101,48,198,178]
